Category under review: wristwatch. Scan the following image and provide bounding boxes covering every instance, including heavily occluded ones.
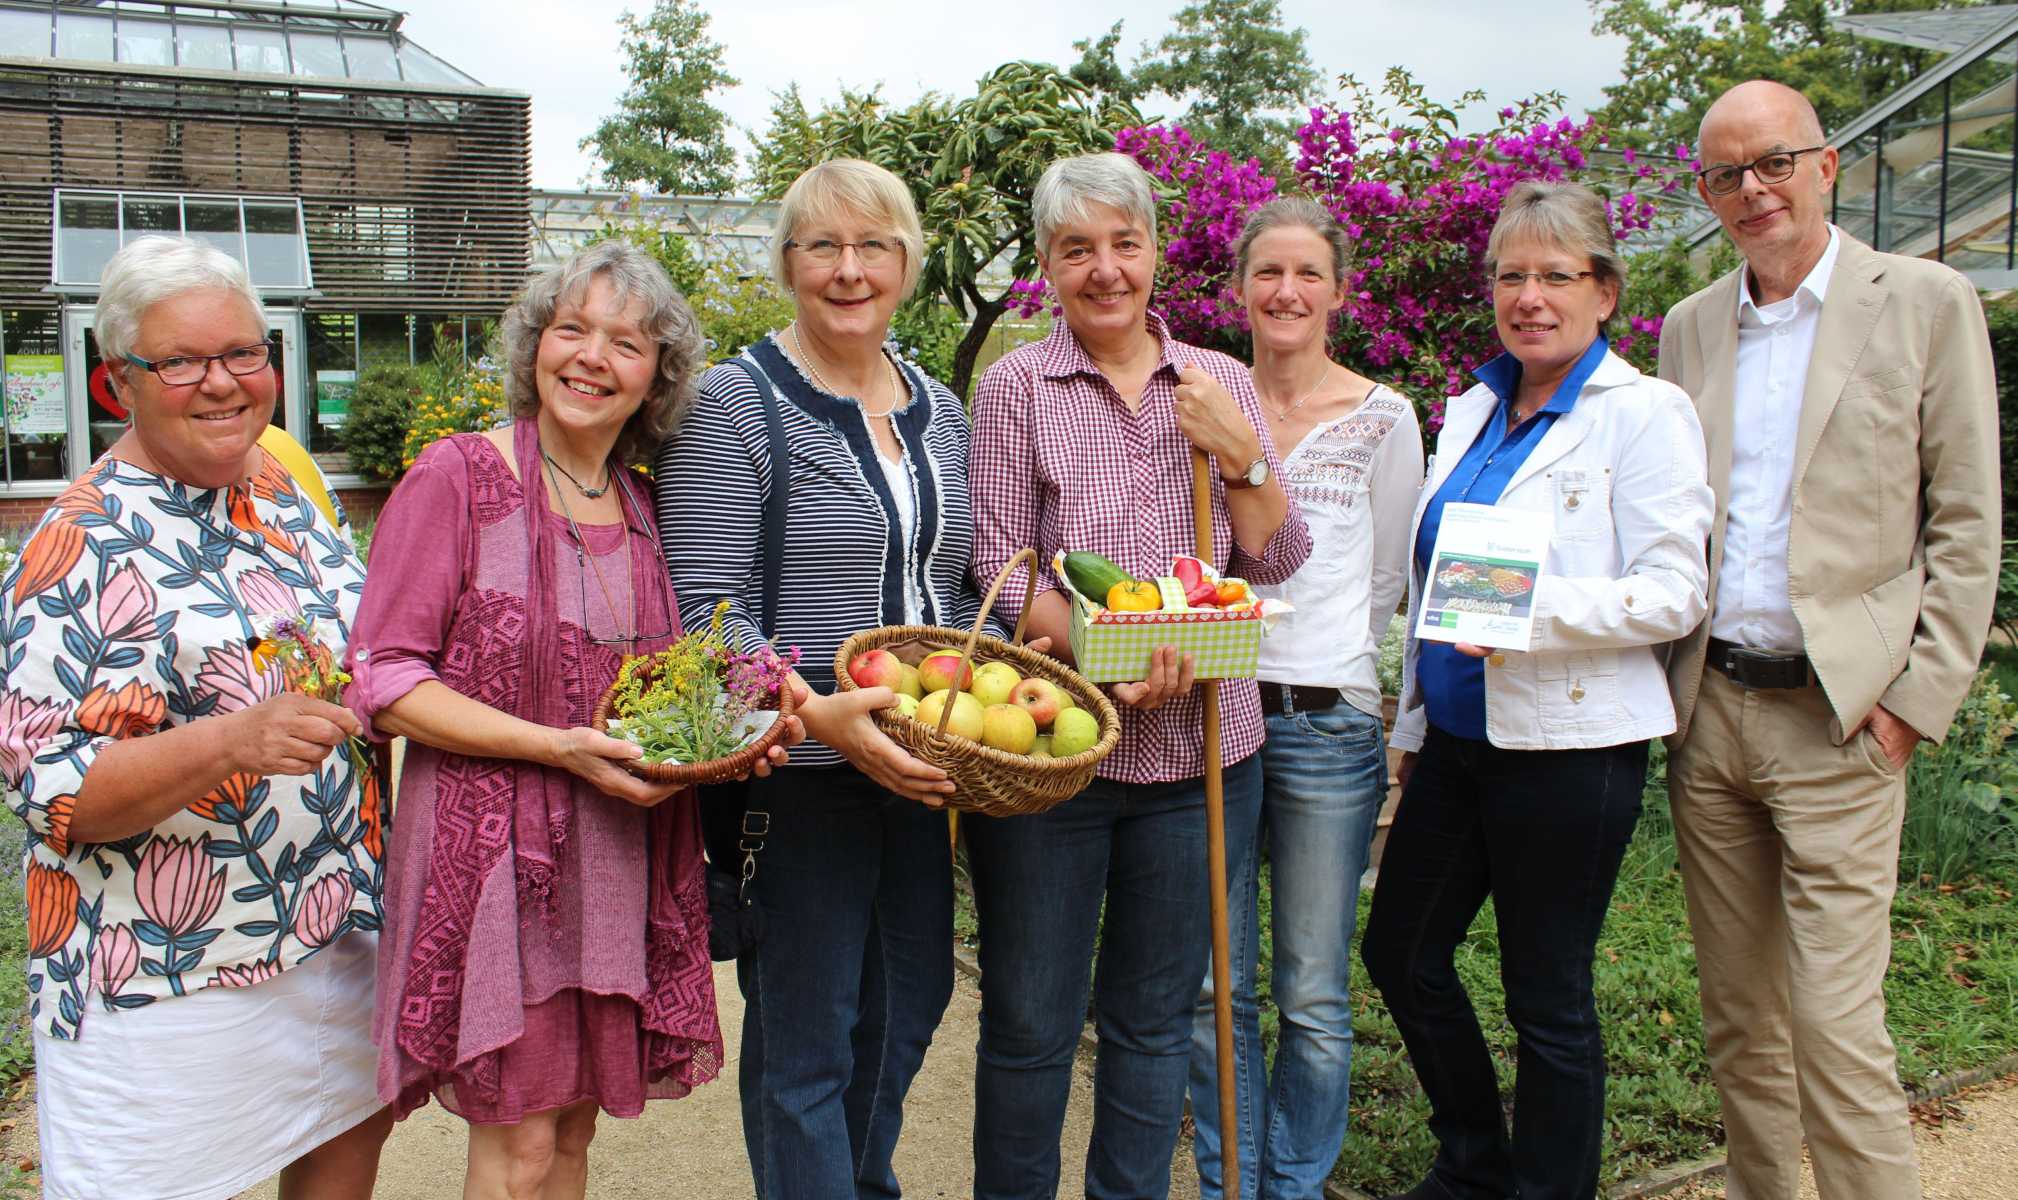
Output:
[1222,457,1270,490]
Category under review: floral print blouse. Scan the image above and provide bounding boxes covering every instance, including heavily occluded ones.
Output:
[0,453,382,1040]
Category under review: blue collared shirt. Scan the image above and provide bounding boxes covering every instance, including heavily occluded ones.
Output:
[1413,335,1610,740]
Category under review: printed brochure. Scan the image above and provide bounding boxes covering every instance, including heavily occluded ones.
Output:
[1415,502,1550,651]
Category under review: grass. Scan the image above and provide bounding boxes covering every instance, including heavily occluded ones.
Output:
[949,700,2018,1193]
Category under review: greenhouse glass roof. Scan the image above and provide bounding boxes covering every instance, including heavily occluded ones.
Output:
[0,0,482,87]
[1833,4,2018,61]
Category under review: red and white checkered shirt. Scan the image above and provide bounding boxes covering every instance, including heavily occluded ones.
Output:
[970,314,1312,784]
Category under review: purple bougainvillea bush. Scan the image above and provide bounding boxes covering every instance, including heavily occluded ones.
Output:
[1118,70,1695,432]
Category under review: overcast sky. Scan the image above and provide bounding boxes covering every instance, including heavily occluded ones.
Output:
[397,0,1627,191]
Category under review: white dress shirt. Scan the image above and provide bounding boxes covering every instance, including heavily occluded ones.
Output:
[1710,226,1841,650]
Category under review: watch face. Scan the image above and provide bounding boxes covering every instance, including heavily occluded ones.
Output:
[1247,459,1268,486]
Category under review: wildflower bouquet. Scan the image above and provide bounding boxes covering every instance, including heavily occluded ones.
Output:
[599,601,800,774]
[250,611,372,781]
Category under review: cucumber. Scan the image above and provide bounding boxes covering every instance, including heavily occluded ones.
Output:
[1063,551,1134,601]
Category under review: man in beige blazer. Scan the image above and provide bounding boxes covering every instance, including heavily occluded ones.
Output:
[1658,80,1999,1199]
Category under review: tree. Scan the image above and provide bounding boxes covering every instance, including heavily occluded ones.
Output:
[582,0,740,196]
[1125,69,1689,431]
[1590,0,1962,153]
[1129,0,1321,167]
[1068,22,1141,100]
[755,63,1141,398]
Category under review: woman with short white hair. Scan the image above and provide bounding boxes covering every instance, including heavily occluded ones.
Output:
[0,234,392,1198]
[656,157,1018,1199]
[966,151,1309,1199]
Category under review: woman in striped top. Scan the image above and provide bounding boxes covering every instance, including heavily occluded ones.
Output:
[655,159,1009,1200]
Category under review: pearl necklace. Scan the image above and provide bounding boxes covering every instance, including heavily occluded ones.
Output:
[792,326,902,417]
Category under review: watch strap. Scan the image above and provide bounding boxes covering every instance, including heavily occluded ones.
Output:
[1222,457,1268,490]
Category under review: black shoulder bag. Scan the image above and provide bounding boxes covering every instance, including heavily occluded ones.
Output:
[701,354,790,961]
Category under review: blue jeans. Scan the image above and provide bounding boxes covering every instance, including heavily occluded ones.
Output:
[1189,703,1388,1200]
[1360,725,1647,1200]
[965,755,1265,1200]
[735,765,955,1200]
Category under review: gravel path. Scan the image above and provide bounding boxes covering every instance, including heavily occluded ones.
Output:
[2,978,2006,1198]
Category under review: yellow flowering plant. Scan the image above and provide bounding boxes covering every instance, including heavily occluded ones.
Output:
[605,601,801,766]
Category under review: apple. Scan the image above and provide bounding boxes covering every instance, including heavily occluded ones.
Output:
[1050,707,1099,757]
[896,663,924,700]
[891,693,920,718]
[848,648,906,692]
[971,662,1022,708]
[916,689,984,741]
[918,651,973,694]
[1031,735,1055,759]
[1009,678,1064,730]
[981,703,1038,754]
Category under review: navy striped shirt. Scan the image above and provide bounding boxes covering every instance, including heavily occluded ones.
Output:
[653,334,993,768]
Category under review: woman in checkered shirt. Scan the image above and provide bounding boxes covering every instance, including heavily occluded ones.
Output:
[966,152,1312,1199]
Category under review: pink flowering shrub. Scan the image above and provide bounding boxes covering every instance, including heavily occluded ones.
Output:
[1120,70,1694,431]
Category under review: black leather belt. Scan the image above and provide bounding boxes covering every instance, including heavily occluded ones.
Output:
[1259,683,1341,714]
[1707,637,1817,690]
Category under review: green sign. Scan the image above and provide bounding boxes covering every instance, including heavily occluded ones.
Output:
[316,370,356,426]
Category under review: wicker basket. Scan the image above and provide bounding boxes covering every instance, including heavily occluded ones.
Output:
[832,549,1122,817]
[591,659,798,787]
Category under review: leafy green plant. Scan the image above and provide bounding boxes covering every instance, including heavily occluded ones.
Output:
[1902,670,2018,887]
[585,219,707,297]
[693,257,796,361]
[336,364,427,481]
[889,299,966,387]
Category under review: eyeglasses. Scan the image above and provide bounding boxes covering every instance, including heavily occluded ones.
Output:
[782,238,902,267]
[1695,147,1825,195]
[1493,270,1595,290]
[123,340,274,385]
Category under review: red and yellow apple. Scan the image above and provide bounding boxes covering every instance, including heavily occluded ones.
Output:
[918,651,973,694]
[896,663,924,700]
[1008,678,1064,730]
[848,649,906,692]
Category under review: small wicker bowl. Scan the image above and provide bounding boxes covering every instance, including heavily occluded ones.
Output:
[591,660,797,786]
[832,549,1121,817]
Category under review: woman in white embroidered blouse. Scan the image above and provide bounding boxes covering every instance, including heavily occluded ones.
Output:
[1186,197,1423,1200]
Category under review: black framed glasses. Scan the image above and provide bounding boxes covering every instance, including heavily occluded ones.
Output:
[1493,270,1595,290]
[1696,147,1825,195]
[782,238,901,267]
[123,340,274,385]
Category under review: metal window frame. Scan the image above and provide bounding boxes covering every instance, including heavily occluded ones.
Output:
[49,189,316,293]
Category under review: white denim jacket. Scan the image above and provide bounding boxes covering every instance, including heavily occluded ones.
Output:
[1392,350,1714,752]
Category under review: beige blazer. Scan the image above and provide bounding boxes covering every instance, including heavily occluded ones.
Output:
[1657,232,2000,746]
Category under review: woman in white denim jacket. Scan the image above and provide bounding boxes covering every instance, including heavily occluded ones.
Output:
[1362,181,1712,1200]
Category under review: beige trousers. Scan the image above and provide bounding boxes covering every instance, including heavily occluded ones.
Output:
[1668,667,1920,1200]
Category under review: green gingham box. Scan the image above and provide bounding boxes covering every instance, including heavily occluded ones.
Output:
[1059,569,1267,683]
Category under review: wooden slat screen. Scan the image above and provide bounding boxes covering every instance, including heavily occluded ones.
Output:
[0,62,531,313]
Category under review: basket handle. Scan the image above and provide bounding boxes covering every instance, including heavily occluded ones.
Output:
[934,548,1040,739]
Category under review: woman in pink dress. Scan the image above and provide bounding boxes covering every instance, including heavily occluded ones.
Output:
[345,241,792,1197]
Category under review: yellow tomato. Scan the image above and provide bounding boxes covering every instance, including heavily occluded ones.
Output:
[1107,581,1162,612]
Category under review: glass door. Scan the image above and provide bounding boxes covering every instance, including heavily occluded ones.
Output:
[61,305,307,470]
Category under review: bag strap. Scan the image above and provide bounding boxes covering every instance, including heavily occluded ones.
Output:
[733,355,791,640]
[256,426,341,529]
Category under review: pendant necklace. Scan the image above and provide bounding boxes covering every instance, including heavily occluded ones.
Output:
[1261,362,1329,422]
[541,448,611,499]
[793,326,903,418]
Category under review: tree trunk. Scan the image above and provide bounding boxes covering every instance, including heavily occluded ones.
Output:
[950,294,1012,402]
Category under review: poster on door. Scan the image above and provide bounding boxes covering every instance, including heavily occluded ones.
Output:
[4,355,67,435]
[317,370,355,426]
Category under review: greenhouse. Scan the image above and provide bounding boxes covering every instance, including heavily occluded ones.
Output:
[0,0,529,507]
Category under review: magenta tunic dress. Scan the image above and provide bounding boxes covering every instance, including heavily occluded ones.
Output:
[345,431,721,1123]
